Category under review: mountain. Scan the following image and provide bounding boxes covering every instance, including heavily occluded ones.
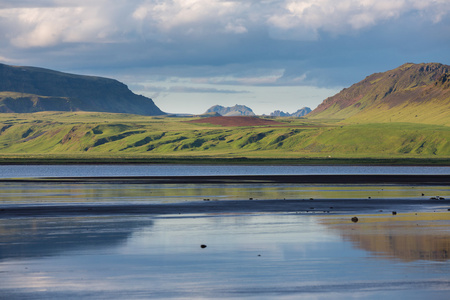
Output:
[269,110,290,117]
[290,107,312,117]
[205,104,255,116]
[0,63,165,115]
[269,107,311,117]
[308,63,450,125]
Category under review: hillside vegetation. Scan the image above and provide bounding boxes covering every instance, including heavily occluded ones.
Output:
[0,112,448,162]
[308,63,450,126]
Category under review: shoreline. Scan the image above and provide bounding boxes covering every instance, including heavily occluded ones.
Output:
[2,174,450,185]
[1,157,450,166]
[1,198,449,218]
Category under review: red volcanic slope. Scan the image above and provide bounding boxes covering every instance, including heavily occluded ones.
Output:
[186,116,283,127]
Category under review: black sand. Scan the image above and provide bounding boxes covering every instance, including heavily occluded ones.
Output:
[3,174,450,184]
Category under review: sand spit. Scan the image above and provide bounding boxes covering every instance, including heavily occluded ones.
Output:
[2,174,450,185]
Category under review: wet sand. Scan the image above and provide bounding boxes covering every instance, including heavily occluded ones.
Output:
[1,174,449,218]
[4,174,450,184]
[1,198,448,218]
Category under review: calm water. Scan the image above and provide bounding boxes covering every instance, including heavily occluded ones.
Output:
[1,165,449,299]
[1,164,450,178]
[1,213,449,299]
[1,182,449,206]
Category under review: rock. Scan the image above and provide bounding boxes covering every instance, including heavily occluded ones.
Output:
[351,217,359,223]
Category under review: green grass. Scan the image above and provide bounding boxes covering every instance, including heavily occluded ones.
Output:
[0,112,449,164]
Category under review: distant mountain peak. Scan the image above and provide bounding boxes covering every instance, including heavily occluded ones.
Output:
[205,104,255,116]
[269,107,311,117]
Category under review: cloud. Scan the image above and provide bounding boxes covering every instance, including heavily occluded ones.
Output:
[0,0,449,90]
[268,0,450,40]
[133,83,249,94]
[2,1,448,48]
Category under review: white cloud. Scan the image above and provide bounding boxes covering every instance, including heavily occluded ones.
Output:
[0,0,448,49]
[0,5,117,48]
[268,0,450,39]
[132,0,249,38]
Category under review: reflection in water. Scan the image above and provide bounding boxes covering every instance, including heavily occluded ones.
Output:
[1,213,450,299]
[321,213,450,261]
[0,216,153,261]
[1,182,449,205]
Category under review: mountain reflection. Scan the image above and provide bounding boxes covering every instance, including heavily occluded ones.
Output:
[0,216,153,260]
[321,213,450,261]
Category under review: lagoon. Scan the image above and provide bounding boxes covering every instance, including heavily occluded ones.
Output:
[1,164,450,179]
[1,212,450,299]
[0,164,449,299]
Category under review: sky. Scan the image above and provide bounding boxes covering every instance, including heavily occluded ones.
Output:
[0,0,449,115]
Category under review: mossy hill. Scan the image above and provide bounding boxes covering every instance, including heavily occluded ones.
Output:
[308,63,450,125]
[0,63,165,116]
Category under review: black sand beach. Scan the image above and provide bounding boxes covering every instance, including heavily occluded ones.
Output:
[4,174,450,185]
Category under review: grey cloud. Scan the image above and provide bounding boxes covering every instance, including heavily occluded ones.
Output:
[0,0,448,90]
[168,86,249,94]
[130,83,249,94]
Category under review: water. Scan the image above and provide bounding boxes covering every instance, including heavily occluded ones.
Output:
[1,164,450,178]
[0,182,449,206]
[1,164,449,298]
[1,213,449,299]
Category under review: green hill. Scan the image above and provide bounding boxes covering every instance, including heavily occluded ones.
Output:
[0,63,165,116]
[308,63,450,125]
[0,112,448,163]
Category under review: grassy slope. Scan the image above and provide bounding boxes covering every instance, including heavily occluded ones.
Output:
[308,63,450,126]
[0,112,449,163]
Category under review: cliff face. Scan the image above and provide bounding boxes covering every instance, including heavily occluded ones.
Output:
[0,63,165,115]
[308,63,450,124]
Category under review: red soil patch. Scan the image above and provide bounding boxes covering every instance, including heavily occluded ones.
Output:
[186,116,283,127]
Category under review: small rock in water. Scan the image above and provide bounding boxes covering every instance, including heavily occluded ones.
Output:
[200,244,207,248]
[392,211,397,215]
[351,217,359,223]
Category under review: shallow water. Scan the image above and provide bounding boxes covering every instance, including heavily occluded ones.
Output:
[1,213,449,299]
[1,165,449,298]
[1,182,449,206]
[1,164,450,179]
